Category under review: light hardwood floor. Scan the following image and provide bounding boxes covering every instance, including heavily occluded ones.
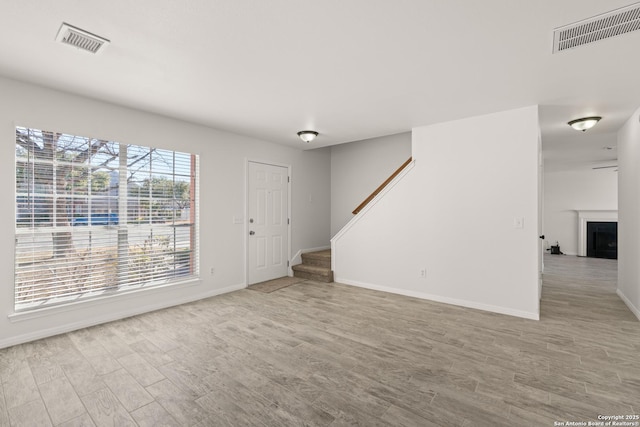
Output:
[1,254,638,426]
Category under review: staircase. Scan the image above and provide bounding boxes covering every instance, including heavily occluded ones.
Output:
[292,250,334,283]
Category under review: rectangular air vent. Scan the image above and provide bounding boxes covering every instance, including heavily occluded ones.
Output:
[56,23,110,54]
[553,2,640,53]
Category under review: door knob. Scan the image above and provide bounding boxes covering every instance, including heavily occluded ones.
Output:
[249,231,255,235]
[539,235,545,239]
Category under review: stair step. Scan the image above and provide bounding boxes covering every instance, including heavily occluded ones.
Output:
[293,249,334,283]
[301,250,331,268]
[292,264,334,283]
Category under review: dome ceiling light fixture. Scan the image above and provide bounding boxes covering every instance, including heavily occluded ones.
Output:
[297,130,318,143]
[568,116,602,132]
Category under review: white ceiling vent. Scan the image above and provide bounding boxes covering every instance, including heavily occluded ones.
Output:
[553,2,640,53]
[56,23,110,54]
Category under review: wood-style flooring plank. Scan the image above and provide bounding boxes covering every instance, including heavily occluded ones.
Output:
[81,387,137,427]
[7,399,52,427]
[38,377,86,425]
[2,366,40,409]
[130,401,179,427]
[101,368,155,412]
[0,382,9,427]
[58,412,97,427]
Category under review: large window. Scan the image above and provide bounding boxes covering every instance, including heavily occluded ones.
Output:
[15,126,198,311]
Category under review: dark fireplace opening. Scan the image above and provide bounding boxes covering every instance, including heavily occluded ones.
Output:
[586,221,617,259]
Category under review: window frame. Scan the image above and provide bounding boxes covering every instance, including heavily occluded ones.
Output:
[14,126,200,313]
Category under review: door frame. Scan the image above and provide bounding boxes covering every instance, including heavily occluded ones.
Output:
[538,133,544,302]
[245,159,292,286]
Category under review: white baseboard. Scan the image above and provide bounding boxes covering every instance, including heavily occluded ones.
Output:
[617,288,640,321]
[0,283,245,350]
[335,276,539,321]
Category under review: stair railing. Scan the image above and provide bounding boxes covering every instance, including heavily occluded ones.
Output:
[352,157,413,215]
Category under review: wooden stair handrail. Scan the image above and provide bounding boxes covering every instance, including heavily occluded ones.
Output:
[352,157,412,215]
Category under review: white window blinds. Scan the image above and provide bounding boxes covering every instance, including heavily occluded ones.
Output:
[15,126,199,311]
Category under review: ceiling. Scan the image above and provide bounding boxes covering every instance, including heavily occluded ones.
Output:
[0,1,639,171]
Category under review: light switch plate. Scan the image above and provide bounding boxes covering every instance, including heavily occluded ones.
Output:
[513,217,524,229]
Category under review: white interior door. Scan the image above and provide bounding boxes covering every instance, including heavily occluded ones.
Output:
[248,162,289,285]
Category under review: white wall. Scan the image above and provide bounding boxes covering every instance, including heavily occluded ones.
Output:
[333,106,540,320]
[544,169,617,255]
[0,76,331,348]
[330,133,411,236]
[617,106,640,320]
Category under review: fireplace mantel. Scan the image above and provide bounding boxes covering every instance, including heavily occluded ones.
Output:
[576,210,618,257]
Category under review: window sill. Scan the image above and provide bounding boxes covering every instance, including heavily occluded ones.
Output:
[8,277,201,323]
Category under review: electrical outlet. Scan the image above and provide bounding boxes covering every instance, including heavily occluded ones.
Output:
[419,268,427,278]
[210,267,215,276]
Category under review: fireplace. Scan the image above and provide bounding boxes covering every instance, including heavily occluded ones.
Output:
[577,210,617,257]
[586,221,617,259]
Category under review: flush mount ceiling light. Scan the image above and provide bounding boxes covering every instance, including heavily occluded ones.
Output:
[568,116,602,132]
[297,130,318,143]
